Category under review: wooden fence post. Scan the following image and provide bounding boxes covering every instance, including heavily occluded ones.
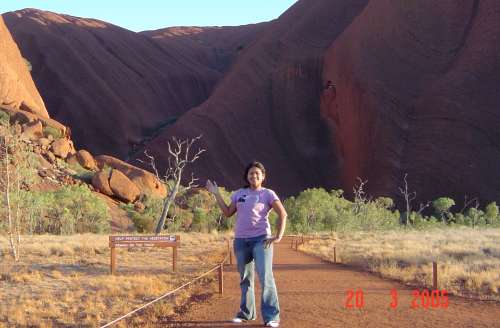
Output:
[110,246,116,275]
[218,263,224,294]
[227,240,233,265]
[172,245,177,272]
[433,261,438,290]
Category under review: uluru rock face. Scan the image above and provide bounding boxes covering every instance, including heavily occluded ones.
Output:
[136,0,370,197]
[140,24,268,75]
[3,9,266,158]
[0,16,48,118]
[140,0,500,204]
[321,0,500,203]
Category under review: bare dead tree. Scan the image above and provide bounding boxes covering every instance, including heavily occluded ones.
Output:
[398,173,417,226]
[352,177,370,214]
[416,202,431,216]
[353,178,369,202]
[140,135,205,235]
[460,195,479,214]
[0,123,21,261]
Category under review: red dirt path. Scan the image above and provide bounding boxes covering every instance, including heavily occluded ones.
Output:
[165,239,500,327]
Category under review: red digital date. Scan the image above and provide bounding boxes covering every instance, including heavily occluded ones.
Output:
[345,289,365,308]
[345,289,449,309]
[411,289,448,309]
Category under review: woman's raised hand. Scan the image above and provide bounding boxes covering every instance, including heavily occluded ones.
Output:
[205,179,219,195]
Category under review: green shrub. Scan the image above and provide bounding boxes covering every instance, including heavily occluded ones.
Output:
[43,125,63,139]
[432,197,455,222]
[26,185,110,234]
[123,196,163,233]
[0,110,9,123]
[485,202,499,224]
[284,188,399,234]
[68,162,94,182]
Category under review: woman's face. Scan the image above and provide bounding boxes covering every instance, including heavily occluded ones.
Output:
[247,167,265,188]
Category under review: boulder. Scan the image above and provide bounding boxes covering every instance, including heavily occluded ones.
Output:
[108,169,140,203]
[51,138,75,159]
[76,149,97,171]
[38,137,51,150]
[21,120,43,140]
[1,105,68,138]
[91,170,113,197]
[95,155,166,198]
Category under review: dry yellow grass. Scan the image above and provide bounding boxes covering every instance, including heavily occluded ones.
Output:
[300,227,500,300]
[0,232,232,327]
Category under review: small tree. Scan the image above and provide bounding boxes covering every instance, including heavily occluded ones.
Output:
[141,136,205,234]
[466,206,483,228]
[0,121,35,260]
[432,197,455,223]
[485,202,499,224]
[398,174,415,226]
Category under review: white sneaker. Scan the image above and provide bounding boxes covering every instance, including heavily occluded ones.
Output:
[232,317,246,323]
[265,321,280,327]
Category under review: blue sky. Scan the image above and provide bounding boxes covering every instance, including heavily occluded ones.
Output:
[0,1,298,32]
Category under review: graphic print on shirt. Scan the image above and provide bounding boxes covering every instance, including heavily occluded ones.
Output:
[236,193,266,213]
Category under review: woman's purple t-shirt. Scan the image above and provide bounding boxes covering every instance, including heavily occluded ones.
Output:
[230,187,279,238]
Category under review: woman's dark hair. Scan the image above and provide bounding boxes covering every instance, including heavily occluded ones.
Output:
[243,161,266,188]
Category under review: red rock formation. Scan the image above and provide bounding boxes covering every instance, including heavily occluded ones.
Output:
[6,1,500,205]
[321,0,500,203]
[109,169,140,203]
[140,0,500,205]
[141,24,268,75]
[95,155,166,199]
[3,9,266,158]
[137,0,370,196]
[0,16,47,117]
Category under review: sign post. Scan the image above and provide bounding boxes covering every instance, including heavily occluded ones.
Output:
[109,235,180,275]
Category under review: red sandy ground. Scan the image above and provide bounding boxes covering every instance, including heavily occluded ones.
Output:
[163,238,500,327]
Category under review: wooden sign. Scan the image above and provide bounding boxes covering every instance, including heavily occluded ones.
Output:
[108,235,180,275]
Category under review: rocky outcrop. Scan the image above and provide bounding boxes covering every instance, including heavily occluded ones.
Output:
[3,9,266,158]
[109,169,140,203]
[1,105,68,137]
[136,0,369,197]
[320,0,500,204]
[0,16,48,118]
[92,170,114,197]
[21,120,43,140]
[95,155,166,198]
[75,149,97,171]
[138,0,500,206]
[51,138,75,159]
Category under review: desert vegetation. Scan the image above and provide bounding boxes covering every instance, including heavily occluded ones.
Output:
[0,233,228,327]
[279,182,500,302]
[300,228,500,301]
[1,110,499,326]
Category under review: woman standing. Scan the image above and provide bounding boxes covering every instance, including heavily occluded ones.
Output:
[206,161,287,328]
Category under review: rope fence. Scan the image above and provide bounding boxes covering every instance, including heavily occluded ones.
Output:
[99,245,230,328]
[289,234,439,290]
[100,234,440,327]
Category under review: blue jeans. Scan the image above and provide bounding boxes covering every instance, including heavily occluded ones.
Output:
[233,235,280,323]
